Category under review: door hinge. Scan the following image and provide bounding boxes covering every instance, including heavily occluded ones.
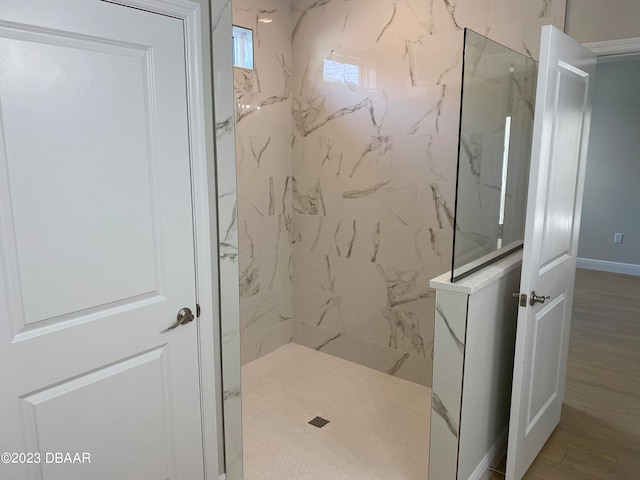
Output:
[196,303,201,318]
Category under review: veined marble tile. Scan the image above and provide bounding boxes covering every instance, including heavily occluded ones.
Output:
[432,290,468,394]
[293,320,432,386]
[292,176,342,216]
[488,0,566,26]
[235,97,292,136]
[239,215,291,260]
[291,212,380,263]
[293,93,380,138]
[241,318,293,365]
[238,176,291,219]
[221,326,241,380]
[294,134,395,180]
[392,134,458,183]
[430,0,491,35]
[222,369,243,480]
[342,179,417,226]
[484,21,528,58]
[239,254,260,299]
[375,265,436,317]
[429,387,460,480]
[380,0,440,41]
[344,302,434,360]
[240,286,292,339]
[343,135,395,180]
[218,190,239,265]
[212,0,242,478]
[236,135,292,178]
[381,86,461,136]
[292,283,359,333]
[376,223,453,273]
[259,242,292,292]
[405,31,464,87]
[292,136,349,179]
[292,0,398,50]
[291,250,339,294]
[416,182,456,230]
[293,251,390,304]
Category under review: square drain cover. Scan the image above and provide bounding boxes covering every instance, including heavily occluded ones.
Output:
[308,416,330,428]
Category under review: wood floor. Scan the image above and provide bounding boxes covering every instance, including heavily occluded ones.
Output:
[490,268,640,480]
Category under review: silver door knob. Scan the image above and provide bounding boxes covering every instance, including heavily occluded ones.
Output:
[162,307,195,332]
[529,291,550,306]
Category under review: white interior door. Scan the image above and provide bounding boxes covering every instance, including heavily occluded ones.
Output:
[505,26,596,480]
[0,1,205,479]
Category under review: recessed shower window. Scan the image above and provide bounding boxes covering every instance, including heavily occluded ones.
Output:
[323,58,360,85]
[232,25,254,70]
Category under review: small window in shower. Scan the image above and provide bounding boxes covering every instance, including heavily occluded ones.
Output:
[232,25,254,70]
[323,58,360,85]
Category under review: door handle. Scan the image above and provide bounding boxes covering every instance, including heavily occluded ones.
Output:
[529,291,550,306]
[162,307,195,332]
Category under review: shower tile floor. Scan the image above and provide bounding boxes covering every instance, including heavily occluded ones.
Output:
[241,343,431,480]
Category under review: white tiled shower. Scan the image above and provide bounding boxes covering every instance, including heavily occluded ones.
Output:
[216,1,568,478]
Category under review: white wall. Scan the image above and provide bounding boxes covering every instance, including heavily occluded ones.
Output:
[578,58,640,270]
[566,0,640,42]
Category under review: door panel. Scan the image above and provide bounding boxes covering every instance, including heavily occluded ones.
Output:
[506,26,596,480]
[527,294,565,427]
[1,29,161,329]
[540,67,589,268]
[0,2,204,479]
[21,347,175,480]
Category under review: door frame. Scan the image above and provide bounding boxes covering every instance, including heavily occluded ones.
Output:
[106,1,222,478]
[584,36,640,56]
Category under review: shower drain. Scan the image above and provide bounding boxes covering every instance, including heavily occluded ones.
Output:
[308,416,330,428]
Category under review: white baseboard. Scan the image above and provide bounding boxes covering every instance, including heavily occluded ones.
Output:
[467,428,508,480]
[577,258,640,277]
[218,474,227,480]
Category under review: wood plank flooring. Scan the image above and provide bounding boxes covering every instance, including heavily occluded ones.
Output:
[491,268,640,480]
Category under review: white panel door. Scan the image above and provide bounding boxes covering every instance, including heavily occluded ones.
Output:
[506,26,596,480]
[0,1,205,479]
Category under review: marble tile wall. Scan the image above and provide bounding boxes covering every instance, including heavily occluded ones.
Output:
[430,289,468,480]
[211,0,243,477]
[289,0,566,387]
[216,0,566,477]
[227,0,568,410]
[233,0,294,365]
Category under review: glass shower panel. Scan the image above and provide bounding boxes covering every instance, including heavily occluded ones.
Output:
[452,29,537,281]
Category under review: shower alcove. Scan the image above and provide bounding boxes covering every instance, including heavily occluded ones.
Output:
[213,1,567,479]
